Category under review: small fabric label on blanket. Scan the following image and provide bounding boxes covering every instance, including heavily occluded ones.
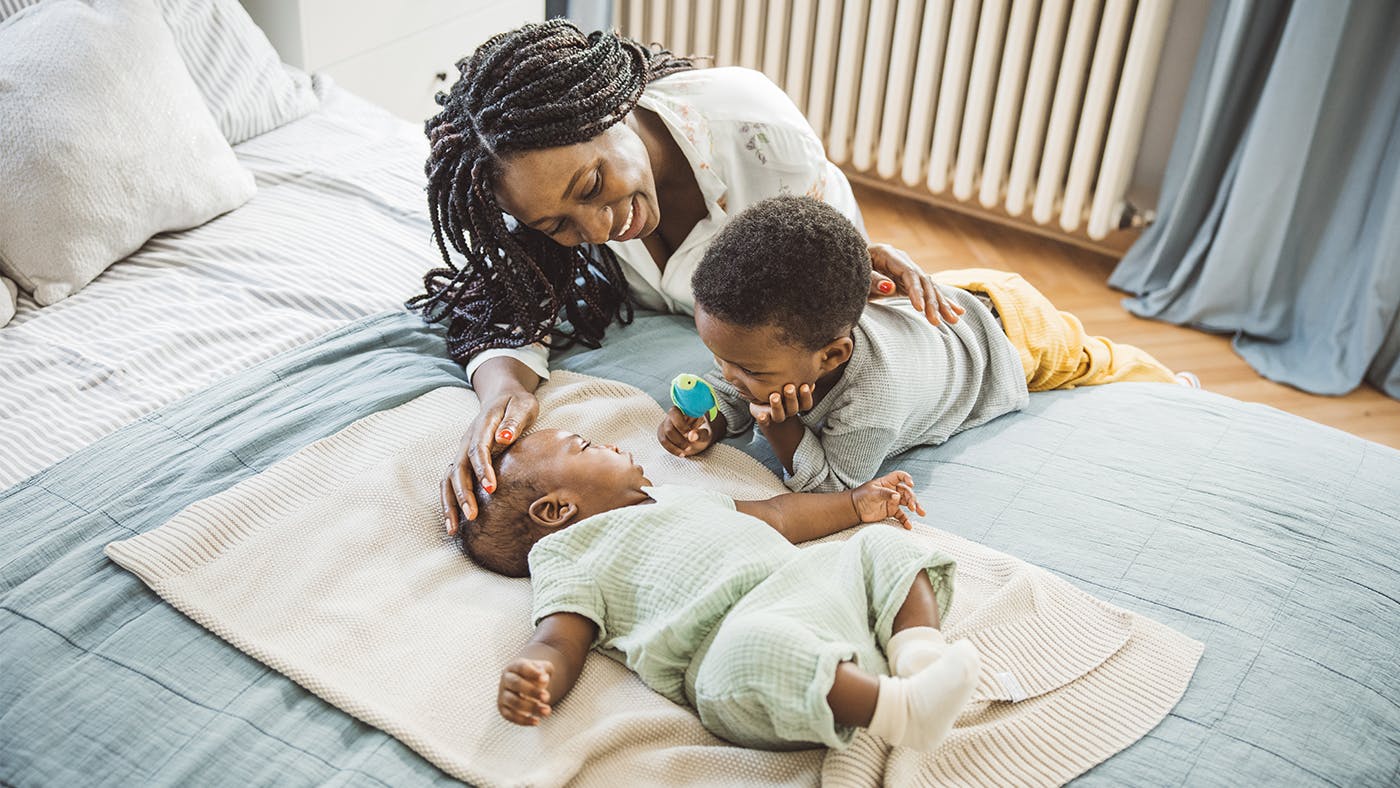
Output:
[995,671,1030,703]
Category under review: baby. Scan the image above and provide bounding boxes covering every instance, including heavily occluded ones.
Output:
[659,195,1182,492]
[462,428,981,752]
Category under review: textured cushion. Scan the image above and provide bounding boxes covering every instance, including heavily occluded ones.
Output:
[0,0,257,306]
[0,277,16,328]
[0,0,317,145]
[154,0,318,144]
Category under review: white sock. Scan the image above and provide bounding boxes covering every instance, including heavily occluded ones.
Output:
[885,626,947,677]
[866,640,981,752]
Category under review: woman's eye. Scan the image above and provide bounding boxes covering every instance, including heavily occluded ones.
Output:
[584,169,603,200]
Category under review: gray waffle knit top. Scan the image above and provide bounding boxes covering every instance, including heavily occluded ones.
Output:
[708,286,1028,492]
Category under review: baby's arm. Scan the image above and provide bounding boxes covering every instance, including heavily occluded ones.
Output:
[735,471,925,543]
[497,612,597,726]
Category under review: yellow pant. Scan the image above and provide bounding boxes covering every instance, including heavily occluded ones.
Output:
[934,268,1176,392]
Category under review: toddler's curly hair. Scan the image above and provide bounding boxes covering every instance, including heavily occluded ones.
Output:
[692,195,868,350]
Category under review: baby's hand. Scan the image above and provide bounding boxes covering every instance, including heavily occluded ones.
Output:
[851,471,926,528]
[749,383,814,428]
[658,406,715,457]
[498,657,553,726]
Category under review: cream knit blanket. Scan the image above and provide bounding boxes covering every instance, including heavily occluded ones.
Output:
[107,372,1202,787]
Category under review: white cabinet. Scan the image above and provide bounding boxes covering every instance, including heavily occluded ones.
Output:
[241,0,545,124]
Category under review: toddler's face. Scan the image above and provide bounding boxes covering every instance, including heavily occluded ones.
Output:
[694,305,829,403]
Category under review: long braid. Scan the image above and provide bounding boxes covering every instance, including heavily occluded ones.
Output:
[408,21,694,363]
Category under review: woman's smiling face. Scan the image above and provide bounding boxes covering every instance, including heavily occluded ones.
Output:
[492,119,661,247]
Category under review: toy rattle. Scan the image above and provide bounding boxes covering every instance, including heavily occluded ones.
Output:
[670,373,719,420]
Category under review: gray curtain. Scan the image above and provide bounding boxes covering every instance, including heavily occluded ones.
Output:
[1110,0,1400,398]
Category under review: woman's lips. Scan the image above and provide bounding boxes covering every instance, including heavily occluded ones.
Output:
[612,195,645,242]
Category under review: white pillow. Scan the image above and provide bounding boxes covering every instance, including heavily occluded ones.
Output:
[0,0,257,307]
[0,0,318,145]
[0,277,16,328]
[155,0,318,144]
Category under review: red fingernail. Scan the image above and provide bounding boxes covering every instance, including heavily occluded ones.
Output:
[483,482,495,494]
[878,281,894,294]
[497,429,514,443]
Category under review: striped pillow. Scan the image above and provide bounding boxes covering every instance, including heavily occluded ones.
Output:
[0,0,317,145]
[154,0,318,144]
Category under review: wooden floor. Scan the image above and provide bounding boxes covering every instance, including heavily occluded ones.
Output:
[855,183,1400,450]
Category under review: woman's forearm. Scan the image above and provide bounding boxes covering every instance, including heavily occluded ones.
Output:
[470,356,543,401]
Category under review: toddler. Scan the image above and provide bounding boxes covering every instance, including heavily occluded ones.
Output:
[463,428,981,752]
[660,195,1183,492]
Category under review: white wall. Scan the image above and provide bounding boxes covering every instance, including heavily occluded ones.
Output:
[240,0,546,124]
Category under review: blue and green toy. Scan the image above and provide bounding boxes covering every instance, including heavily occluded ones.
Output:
[670,373,719,420]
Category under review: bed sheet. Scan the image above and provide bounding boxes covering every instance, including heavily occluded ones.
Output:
[3,309,1397,786]
[0,76,433,489]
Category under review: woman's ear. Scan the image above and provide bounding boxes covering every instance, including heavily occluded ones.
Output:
[817,335,854,373]
[527,494,580,532]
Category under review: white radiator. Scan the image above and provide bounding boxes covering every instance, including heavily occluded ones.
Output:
[615,0,1173,241]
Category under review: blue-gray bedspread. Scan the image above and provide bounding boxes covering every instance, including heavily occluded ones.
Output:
[3,310,1397,786]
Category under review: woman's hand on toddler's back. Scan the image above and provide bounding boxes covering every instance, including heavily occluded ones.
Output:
[658,406,717,457]
[868,242,965,326]
[851,471,927,529]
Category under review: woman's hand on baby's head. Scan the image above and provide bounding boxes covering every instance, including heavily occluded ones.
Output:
[498,657,553,726]
[445,389,540,534]
[658,406,715,457]
[851,471,926,529]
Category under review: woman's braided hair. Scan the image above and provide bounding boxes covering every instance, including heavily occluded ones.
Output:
[408,20,694,364]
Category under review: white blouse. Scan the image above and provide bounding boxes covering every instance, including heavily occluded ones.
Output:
[466,66,865,381]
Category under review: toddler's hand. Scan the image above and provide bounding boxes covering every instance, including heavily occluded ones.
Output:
[749,383,814,428]
[498,658,553,726]
[851,471,926,528]
[658,406,715,457]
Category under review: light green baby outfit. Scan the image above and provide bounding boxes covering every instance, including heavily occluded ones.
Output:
[528,485,956,749]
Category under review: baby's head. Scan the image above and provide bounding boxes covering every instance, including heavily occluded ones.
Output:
[691,195,868,403]
[456,429,652,576]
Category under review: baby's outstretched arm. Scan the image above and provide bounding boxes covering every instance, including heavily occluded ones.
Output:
[736,471,926,543]
[497,612,597,726]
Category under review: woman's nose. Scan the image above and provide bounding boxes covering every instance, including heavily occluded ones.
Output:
[579,204,613,245]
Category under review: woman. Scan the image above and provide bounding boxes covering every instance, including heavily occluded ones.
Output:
[412,20,962,532]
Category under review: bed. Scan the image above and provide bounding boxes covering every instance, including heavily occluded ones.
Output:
[3,7,1398,787]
